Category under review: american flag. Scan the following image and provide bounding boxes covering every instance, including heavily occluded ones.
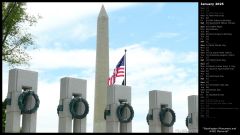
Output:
[108,54,125,85]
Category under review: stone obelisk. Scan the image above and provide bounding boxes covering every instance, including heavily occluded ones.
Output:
[93,5,109,132]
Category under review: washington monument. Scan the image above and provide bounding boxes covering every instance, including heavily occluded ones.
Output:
[93,5,109,132]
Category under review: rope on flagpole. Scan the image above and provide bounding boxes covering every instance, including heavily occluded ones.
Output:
[124,49,127,86]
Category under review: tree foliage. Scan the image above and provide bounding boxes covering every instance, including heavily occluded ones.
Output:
[2,102,6,132]
[2,2,40,67]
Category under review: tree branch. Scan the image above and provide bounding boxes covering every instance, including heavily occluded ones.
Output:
[6,40,24,56]
[2,2,17,25]
[2,25,11,45]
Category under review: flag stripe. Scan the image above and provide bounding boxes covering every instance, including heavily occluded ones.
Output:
[116,74,124,77]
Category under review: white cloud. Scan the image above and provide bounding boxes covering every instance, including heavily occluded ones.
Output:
[36,80,60,132]
[70,23,96,42]
[178,51,198,63]
[26,3,138,34]
[27,48,96,70]
[24,3,139,49]
[154,32,180,39]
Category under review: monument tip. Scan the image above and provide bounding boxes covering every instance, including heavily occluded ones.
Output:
[99,4,108,18]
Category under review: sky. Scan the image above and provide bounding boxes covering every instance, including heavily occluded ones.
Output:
[2,2,198,133]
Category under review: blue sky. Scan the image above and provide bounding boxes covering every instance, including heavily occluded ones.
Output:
[2,2,198,132]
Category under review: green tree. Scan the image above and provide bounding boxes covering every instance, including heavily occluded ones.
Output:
[2,101,6,132]
[2,2,40,67]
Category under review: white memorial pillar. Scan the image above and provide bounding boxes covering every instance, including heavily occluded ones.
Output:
[58,77,88,133]
[105,85,133,133]
[5,68,38,133]
[186,95,198,133]
[147,90,175,133]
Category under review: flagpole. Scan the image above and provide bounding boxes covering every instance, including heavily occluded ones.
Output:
[124,49,127,86]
